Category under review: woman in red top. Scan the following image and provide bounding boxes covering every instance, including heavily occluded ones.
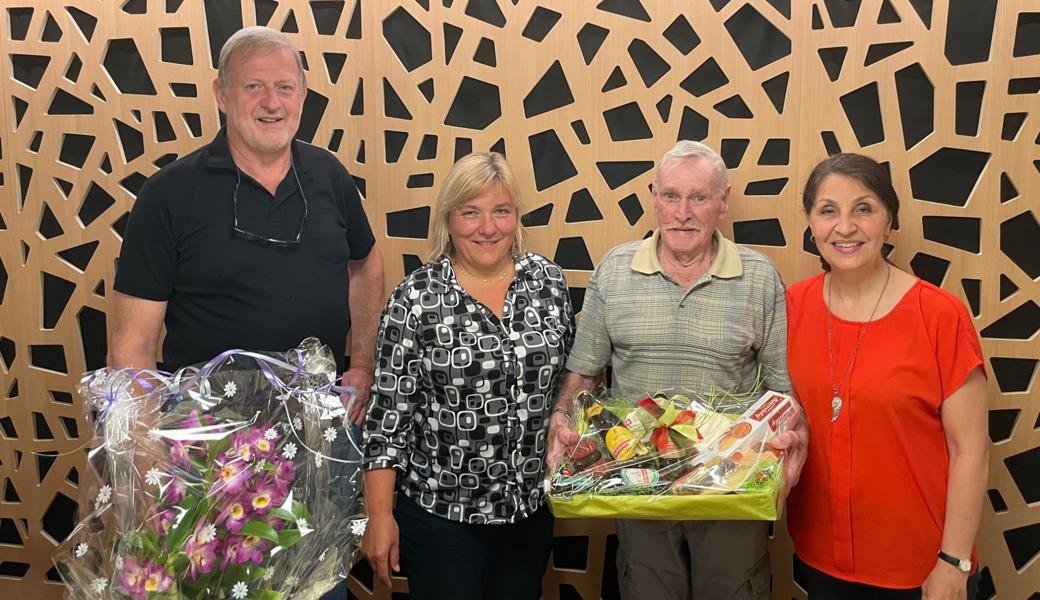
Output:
[786,153,988,599]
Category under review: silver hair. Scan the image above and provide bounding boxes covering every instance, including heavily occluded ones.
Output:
[656,140,728,190]
[217,26,306,90]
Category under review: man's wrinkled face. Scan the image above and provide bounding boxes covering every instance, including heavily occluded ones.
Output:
[652,158,730,258]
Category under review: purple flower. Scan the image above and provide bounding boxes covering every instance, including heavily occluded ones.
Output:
[184,523,219,579]
[213,455,250,496]
[245,479,284,515]
[223,534,268,567]
[162,478,186,505]
[155,509,174,536]
[253,426,279,457]
[119,556,147,598]
[216,497,250,533]
[168,440,191,468]
[273,458,295,488]
[143,563,173,595]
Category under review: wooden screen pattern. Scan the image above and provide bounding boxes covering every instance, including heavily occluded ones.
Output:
[0,0,1037,598]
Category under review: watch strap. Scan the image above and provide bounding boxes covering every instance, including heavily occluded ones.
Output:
[937,550,971,573]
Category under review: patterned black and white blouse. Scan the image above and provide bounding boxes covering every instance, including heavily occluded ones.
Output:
[362,253,574,524]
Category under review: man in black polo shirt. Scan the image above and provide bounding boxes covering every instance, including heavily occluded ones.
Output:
[109,26,384,425]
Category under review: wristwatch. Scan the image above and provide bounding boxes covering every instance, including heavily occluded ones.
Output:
[937,550,972,573]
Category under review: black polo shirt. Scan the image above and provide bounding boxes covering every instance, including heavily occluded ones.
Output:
[114,129,375,372]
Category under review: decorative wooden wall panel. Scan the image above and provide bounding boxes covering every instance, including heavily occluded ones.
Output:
[1,1,1037,598]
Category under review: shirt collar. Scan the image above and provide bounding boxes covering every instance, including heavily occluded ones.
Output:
[437,252,542,283]
[631,229,743,279]
[203,127,309,178]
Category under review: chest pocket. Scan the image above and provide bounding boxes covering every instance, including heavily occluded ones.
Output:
[307,206,350,265]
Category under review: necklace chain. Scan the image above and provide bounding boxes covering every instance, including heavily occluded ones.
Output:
[826,263,891,422]
[454,263,512,283]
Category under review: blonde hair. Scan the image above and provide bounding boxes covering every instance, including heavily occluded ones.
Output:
[656,140,728,192]
[427,152,526,262]
[218,26,306,90]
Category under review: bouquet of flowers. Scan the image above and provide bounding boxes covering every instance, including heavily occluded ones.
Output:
[53,338,366,599]
[547,384,797,521]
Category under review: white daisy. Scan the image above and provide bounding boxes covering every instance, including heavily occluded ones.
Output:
[147,428,161,441]
[95,484,112,505]
[323,427,338,443]
[284,575,299,589]
[292,417,303,431]
[350,518,368,537]
[263,566,274,581]
[318,549,327,562]
[314,453,323,468]
[223,382,238,398]
[90,577,108,593]
[75,542,89,558]
[263,428,278,440]
[281,442,298,460]
[295,517,309,529]
[145,468,162,487]
[197,523,217,544]
[114,555,124,570]
[231,581,249,599]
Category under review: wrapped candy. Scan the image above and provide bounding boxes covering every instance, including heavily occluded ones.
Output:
[547,386,796,521]
[53,338,366,599]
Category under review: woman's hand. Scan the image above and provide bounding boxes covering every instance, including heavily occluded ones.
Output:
[547,409,580,471]
[363,513,400,589]
[922,560,968,599]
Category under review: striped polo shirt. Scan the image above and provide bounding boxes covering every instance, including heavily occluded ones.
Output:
[566,229,791,399]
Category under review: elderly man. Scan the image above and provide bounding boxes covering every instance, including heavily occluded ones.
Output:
[108,26,384,425]
[550,141,806,599]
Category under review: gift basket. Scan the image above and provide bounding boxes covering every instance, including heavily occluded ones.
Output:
[53,338,367,599]
[547,383,797,521]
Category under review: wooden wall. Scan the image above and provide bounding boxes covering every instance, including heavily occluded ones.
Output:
[1,1,1037,598]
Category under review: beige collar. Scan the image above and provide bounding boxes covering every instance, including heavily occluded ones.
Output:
[631,229,743,279]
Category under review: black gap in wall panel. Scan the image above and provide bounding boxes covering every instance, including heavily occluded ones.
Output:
[11,54,50,89]
[714,95,753,119]
[990,357,1037,393]
[474,37,496,67]
[733,219,786,246]
[1008,77,1040,94]
[465,0,505,27]
[921,216,980,253]
[1014,12,1040,57]
[3,480,19,502]
[298,90,328,143]
[153,112,175,143]
[603,67,627,92]
[657,95,673,121]
[909,252,949,286]
[758,139,790,165]
[821,131,841,155]
[552,535,589,570]
[8,7,33,41]
[49,89,94,115]
[443,22,462,64]
[93,280,105,297]
[204,1,242,67]
[721,139,750,169]
[349,79,364,116]
[79,306,107,370]
[877,0,900,23]
[823,0,862,27]
[766,0,791,19]
[254,0,277,25]
[597,0,650,22]
[1005,446,1040,504]
[417,135,437,160]
[522,7,561,42]
[386,206,431,239]
[30,345,67,374]
[384,131,407,163]
[8,380,19,398]
[628,39,670,87]
[114,119,144,162]
[406,174,434,188]
[351,138,362,162]
[160,27,192,65]
[55,178,74,198]
[183,113,202,137]
[418,78,435,103]
[311,1,345,35]
[36,451,58,484]
[0,338,15,371]
[66,7,97,41]
[596,161,654,190]
[402,254,423,275]
[604,102,652,141]
[0,519,21,546]
[28,131,42,153]
[710,0,732,10]
[104,39,156,94]
[725,4,791,70]
[811,4,824,29]
[745,178,788,196]
[980,301,1040,340]
[323,129,341,153]
[324,53,347,84]
[112,211,130,238]
[907,0,932,28]
[1003,522,1040,570]
[65,54,82,82]
[571,120,591,145]
[384,8,432,71]
[78,183,115,227]
[42,273,75,329]
[762,72,789,114]
[895,63,933,149]
[680,58,728,97]
[955,81,985,136]
[565,189,603,223]
[14,97,30,127]
[383,79,412,119]
[170,82,196,97]
[528,130,577,191]
[0,416,17,438]
[945,0,997,65]
[445,77,501,130]
[524,61,574,118]
[677,106,709,142]
[960,278,980,317]
[840,82,884,146]
[988,409,1020,443]
[1000,274,1018,300]
[39,204,64,239]
[345,0,362,38]
[1001,112,1027,141]
[33,413,53,441]
[618,194,643,226]
[42,491,77,541]
[353,176,366,198]
[909,148,989,207]
[865,41,912,66]
[57,241,98,272]
[554,237,594,270]
[568,287,586,314]
[664,14,700,55]
[577,23,609,66]
[522,203,553,227]
[1001,211,1040,279]
[0,562,29,578]
[988,489,1008,513]
[454,138,472,161]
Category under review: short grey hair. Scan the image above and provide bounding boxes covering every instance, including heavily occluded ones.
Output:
[656,140,728,191]
[217,26,306,90]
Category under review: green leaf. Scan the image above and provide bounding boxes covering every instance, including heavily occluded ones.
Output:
[267,508,296,523]
[291,500,310,520]
[164,497,208,552]
[208,434,234,459]
[277,528,302,549]
[238,521,280,544]
[257,591,283,600]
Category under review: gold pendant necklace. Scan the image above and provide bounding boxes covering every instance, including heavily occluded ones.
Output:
[825,263,891,422]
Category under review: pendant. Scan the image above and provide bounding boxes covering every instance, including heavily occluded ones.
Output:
[831,395,842,422]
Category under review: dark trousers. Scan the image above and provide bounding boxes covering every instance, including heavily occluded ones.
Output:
[794,555,980,599]
[394,495,554,600]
